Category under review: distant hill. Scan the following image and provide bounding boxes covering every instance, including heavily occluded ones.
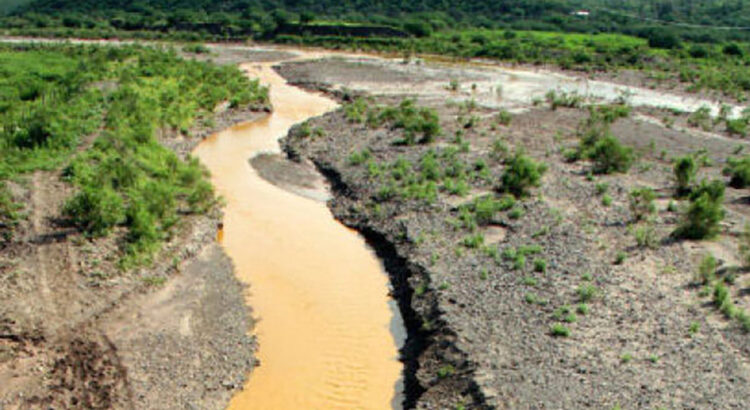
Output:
[5,0,750,42]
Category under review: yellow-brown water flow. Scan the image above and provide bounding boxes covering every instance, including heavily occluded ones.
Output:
[194,60,403,408]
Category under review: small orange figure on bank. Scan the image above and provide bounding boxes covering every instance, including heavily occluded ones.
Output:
[217,222,225,243]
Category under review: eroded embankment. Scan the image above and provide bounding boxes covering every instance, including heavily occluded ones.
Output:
[284,126,489,409]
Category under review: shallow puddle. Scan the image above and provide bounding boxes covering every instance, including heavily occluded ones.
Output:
[194,61,404,409]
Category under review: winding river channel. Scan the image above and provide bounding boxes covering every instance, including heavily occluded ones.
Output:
[189,45,746,409]
[193,59,404,409]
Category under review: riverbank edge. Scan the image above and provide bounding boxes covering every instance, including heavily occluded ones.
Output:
[283,122,491,409]
[144,105,272,407]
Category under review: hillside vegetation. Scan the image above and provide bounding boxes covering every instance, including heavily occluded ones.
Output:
[4,0,750,42]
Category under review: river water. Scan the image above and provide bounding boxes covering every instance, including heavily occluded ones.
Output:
[193,61,404,409]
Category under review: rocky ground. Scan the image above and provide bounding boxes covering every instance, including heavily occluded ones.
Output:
[279,57,750,409]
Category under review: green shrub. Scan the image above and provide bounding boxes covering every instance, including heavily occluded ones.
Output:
[500,152,547,197]
[577,284,597,302]
[64,186,125,236]
[420,150,442,181]
[0,183,21,242]
[344,98,369,123]
[696,253,717,284]
[187,180,216,214]
[713,282,735,318]
[576,303,589,315]
[348,149,371,166]
[437,364,455,379]
[592,104,632,123]
[491,138,510,162]
[550,324,571,337]
[688,106,712,131]
[648,31,681,49]
[689,179,725,202]
[614,251,627,265]
[380,99,441,144]
[723,156,750,188]
[496,109,512,125]
[182,43,210,54]
[595,182,609,195]
[620,353,633,363]
[545,90,583,110]
[553,305,574,321]
[296,121,312,138]
[468,194,514,225]
[675,180,725,240]
[533,258,547,273]
[590,135,634,174]
[508,206,525,219]
[673,155,697,195]
[737,310,750,333]
[628,187,656,221]
[723,43,745,57]
[726,118,748,137]
[443,178,470,196]
[462,233,485,249]
[634,223,658,248]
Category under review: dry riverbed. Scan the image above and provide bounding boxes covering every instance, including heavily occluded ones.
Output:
[278,56,750,408]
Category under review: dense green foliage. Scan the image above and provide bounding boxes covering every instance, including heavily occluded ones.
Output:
[0,43,268,263]
[8,0,750,43]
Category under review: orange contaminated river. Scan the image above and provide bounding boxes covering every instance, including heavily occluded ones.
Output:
[193,59,404,409]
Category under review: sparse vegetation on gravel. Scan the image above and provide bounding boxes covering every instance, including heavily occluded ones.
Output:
[283,58,750,407]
